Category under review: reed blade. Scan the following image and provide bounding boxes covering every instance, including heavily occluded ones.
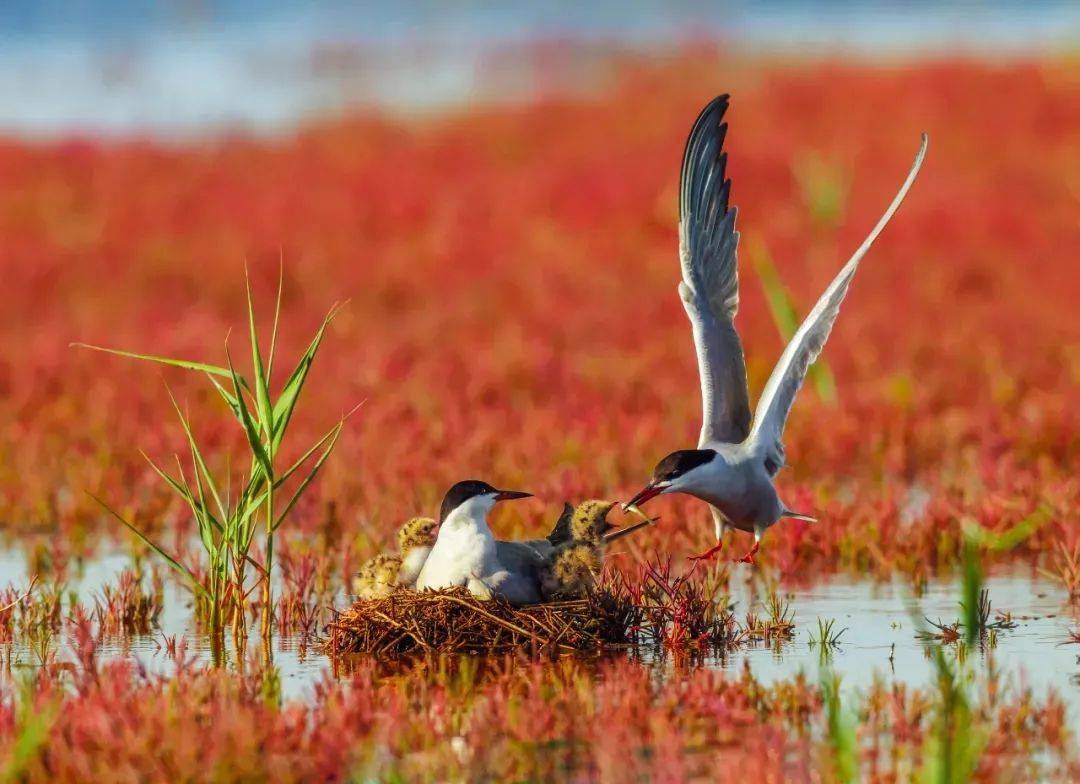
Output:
[71,342,246,389]
[270,303,343,451]
[89,493,208,599]
[226,345,273,482]
[165,385,229,524]
[244,267,274,440]
[271,420,343,532]
[749,236,837,403]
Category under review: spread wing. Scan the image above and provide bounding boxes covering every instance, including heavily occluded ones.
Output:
[751,134,928,473]
[678,95,752,446]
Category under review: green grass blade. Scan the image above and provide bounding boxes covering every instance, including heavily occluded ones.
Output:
[794,152,848,229]
[206,373,242,419]
[236,415,350,523]
[259,405,358,517]
[138,449,223,535]
[174,455,218,561]
[821,669,858,783]
[179,447,220,553]
[231,420,312,530]
[269,302,344,451]
[961,505,1051,553]
[224,450,232,516]
[226,345,273,482]
[71,343,245,388]
[89,493,208,599]
[245,267,274,441]
[961,543,982,647]
[266,257,284,380]
[271,420,342,532]
[1,699,57,782]
[276,423,343,487]
[164,386,229,524]
[748,236,837,403]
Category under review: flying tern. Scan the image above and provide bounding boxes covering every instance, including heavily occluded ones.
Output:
[626,94,927,564]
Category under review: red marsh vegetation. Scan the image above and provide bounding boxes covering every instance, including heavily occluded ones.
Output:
[0,55,1075,584]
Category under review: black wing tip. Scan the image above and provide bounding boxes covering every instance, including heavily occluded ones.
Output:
[703,94,731,123]
[703,93,730,111]
[716,170,732,216]
[681,94,733,218]
[689,95,731,139]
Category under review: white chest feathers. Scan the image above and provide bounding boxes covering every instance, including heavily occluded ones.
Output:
[415,498,500,591]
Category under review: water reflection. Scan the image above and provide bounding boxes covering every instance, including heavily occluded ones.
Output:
[1,545,1078,711]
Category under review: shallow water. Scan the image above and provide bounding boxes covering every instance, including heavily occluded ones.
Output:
[2,545,1077,709]
[715,570,1078,698]
[0,546,330,701]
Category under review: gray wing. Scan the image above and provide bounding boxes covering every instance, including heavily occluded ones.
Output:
[495,539,552,571]
[484,570,542,605]
[491,540,549,605]
[679,95,752,446]
[751,135,928,472]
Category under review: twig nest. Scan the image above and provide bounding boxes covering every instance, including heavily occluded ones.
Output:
[324,587,636,656]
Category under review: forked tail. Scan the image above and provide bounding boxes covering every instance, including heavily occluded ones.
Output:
[782,507,817,523]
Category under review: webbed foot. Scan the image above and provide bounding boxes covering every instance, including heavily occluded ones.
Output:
[688,541,724,561]
[732,541,760,565]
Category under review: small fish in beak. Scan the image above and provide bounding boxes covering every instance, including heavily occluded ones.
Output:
[623,482,666,510]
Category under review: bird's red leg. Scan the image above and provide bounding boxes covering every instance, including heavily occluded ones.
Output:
[688,541,725,561]
[733,540,760,565]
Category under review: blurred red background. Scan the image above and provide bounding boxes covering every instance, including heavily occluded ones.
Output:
[0,54,1075,578]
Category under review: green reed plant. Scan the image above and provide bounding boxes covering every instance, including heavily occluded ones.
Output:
[794,152,849,229]
[960,543,982,649]
[0,681,57,783]
[810,617,848,647]
[748,235,836,403]
[809,617,848,664]
[76,270,349,637]
[819,669,858,784]
[918,644,984,784]
[911,520,1016,783]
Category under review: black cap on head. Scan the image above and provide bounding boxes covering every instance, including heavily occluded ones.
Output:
[653,449,716,482]
[438,480,532,523]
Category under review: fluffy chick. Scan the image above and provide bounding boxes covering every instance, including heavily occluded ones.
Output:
[352,553,403,599]
[541,543,602,599]
[352,516,438,598]
[396,516,438,587]
[540,500,616,600]
[568,500,617,546]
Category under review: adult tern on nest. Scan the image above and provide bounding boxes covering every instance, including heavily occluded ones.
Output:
[626,95,927,564]
[415,480,540,603]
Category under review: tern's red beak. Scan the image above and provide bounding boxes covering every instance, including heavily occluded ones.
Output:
[624,483,663,509]
[494,489,532,501]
